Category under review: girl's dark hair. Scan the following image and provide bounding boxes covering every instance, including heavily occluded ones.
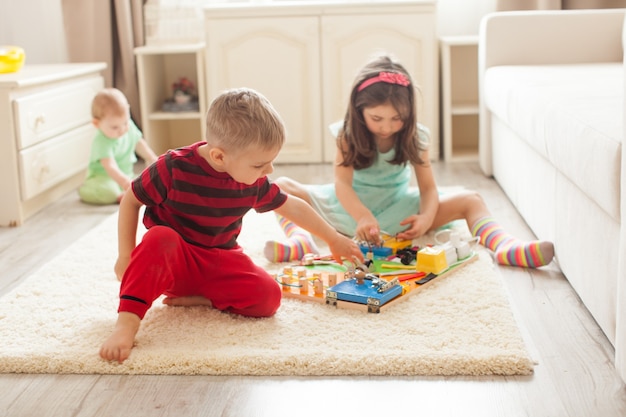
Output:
[338,55,426,170]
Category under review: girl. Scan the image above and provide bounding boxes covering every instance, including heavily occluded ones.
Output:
[265,55,554,268]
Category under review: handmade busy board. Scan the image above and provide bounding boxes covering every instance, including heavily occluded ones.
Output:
[273,245,478,313]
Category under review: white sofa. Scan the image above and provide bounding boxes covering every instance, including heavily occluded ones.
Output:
[479,9,626,382]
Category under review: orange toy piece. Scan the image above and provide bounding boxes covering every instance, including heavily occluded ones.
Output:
[276,266,345,303]
[415,247,448,274]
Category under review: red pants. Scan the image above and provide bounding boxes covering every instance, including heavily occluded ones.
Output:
[118,225,282,319]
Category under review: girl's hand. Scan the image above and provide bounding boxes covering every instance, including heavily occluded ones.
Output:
[396,214,431,241]
[327,233,365,265]
[355,215,381,244]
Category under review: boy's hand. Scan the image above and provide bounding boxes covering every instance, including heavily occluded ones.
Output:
[327,232,364,265]
[114,256,130,281]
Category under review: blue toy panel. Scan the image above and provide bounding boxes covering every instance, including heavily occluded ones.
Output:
[328,279,403,306]
[359,244,393,258]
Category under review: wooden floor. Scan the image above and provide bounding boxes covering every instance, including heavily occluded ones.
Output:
[0,161,625,417]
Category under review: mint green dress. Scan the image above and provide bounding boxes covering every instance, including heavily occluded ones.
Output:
[305,122,430,237]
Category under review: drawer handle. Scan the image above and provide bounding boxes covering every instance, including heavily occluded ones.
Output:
[28,113,47,132]
[34,114,46,127]
[35,161,50,183]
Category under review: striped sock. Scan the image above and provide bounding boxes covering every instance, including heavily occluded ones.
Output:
[264,215,319,262]
[471,217,554,268]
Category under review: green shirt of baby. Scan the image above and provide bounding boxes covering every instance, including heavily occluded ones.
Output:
[86,120,142,178]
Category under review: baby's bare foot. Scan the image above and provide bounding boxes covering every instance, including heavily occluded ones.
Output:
[100,312,140,363]
[163,296,213,308]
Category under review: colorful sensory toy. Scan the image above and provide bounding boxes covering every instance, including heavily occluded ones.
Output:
[274,241,478,313]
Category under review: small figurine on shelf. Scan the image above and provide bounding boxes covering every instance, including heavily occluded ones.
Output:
[172,76,196,104]
[162,76,199,112]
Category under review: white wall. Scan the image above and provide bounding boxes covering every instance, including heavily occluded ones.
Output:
[0,0,68,64]
[437,0,498,35]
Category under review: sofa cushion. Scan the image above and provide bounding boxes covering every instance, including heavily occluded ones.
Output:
[484,63,623,221]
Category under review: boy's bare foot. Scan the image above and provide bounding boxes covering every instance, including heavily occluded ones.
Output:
[163,296,213,308]
[100,312,141,363]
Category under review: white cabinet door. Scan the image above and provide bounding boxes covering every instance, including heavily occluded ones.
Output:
[321,13,438,161]
[205,16,322,163]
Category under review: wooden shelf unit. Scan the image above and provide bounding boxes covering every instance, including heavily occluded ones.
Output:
[440,35,479,162]
[134,43,206,155]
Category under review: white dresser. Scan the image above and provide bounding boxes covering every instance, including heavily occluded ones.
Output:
[204,0,438,163]
[0,63,106,226]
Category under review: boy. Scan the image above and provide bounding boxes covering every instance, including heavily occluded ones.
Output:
[100,88,364,363]
[79,88,158,204]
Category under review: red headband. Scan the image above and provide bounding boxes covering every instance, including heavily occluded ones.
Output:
[357,72,411,92]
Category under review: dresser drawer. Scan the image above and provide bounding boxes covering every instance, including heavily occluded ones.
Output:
[13,77,103,150]
[18,123,94,200]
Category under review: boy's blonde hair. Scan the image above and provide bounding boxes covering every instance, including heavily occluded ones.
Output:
[205,88,285,152]
[91,88,129,120]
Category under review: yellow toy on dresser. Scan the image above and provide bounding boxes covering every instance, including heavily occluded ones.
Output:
[0,46,25,73]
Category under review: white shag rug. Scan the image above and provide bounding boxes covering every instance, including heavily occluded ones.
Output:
[0,210,534,376]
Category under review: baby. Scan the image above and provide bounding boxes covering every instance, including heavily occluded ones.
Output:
[79,88,158,204]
